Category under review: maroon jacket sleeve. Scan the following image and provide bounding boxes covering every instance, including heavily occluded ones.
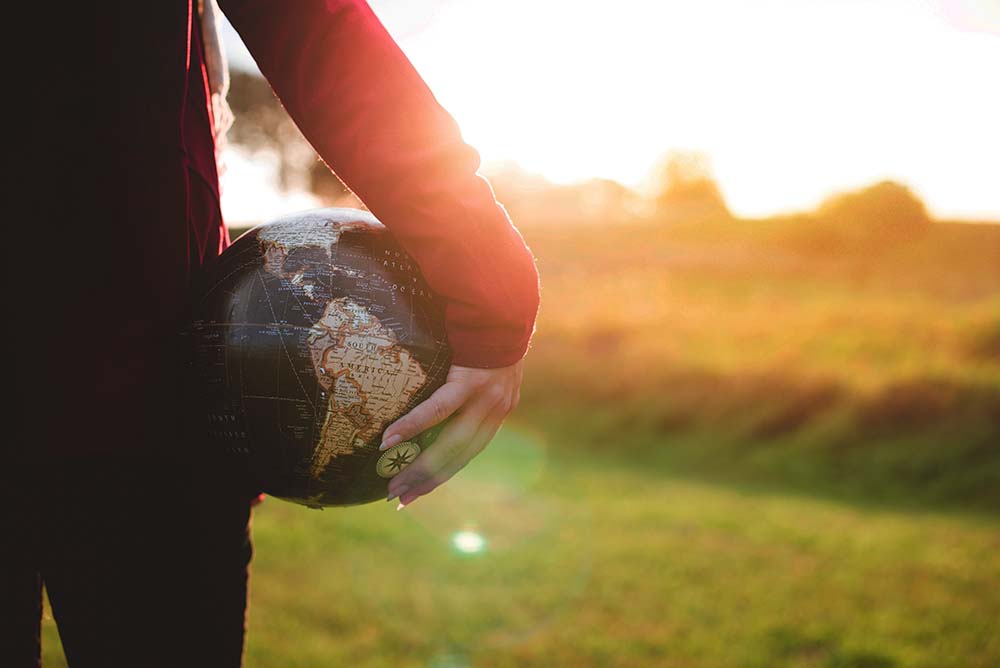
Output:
[219,0,540,368]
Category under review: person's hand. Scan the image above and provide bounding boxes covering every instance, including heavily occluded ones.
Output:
[381,361,524,508]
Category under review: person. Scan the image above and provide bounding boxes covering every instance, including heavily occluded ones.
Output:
[1,1,540,666]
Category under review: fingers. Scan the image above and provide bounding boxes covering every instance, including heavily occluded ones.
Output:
[386,398,490,500]
[396,416,504,508]
[382,361,525,506]
[388,383,509,503]
[380,381,472,451]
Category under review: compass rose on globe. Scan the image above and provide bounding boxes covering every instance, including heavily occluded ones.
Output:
[376,442,421,479]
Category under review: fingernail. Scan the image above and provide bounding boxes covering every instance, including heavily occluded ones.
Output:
[396,501,407,511]
[380,434,403,451]
[386,492,398,502]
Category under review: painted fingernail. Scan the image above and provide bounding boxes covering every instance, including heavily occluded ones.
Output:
[386,492,398,502]
[396,501,407,511]
[380,434,403,451]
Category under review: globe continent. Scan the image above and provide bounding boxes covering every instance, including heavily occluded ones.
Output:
[189,208,451,507]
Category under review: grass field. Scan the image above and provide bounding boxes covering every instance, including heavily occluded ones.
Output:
[41,216,1000,665]
[517,217,1000,511]
[41,428,1000,667]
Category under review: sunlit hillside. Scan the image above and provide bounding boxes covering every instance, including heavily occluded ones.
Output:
[517,210,1000,510]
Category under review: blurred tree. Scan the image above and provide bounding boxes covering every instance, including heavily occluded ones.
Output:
[228,70,351,204]
[817,180,930,242]
[308,159,353,205]
[650,150,731,222]
[484,162,644,225]
[780,180,932,254]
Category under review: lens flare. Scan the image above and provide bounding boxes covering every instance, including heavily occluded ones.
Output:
[451,529,486,555]
[338,425,592,657]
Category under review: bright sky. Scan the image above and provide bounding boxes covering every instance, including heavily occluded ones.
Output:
[221,0,1000,220]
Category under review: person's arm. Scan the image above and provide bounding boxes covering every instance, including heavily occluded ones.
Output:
[220,0,539,367]
[220,0,541,505]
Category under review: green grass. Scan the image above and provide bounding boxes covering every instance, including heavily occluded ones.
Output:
[41,218,1000,664]
[516,219,1000,510]
[42,426,1000,667]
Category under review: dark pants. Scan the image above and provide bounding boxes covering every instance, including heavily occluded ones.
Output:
[1,454,258,668]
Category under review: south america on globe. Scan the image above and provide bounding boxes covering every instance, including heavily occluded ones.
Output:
[188,208,452,507]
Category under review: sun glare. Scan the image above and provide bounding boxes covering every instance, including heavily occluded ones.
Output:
[222,1,1000,220]
[379,0,1000,219]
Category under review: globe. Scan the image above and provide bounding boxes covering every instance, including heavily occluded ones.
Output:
[188,208,452,507]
